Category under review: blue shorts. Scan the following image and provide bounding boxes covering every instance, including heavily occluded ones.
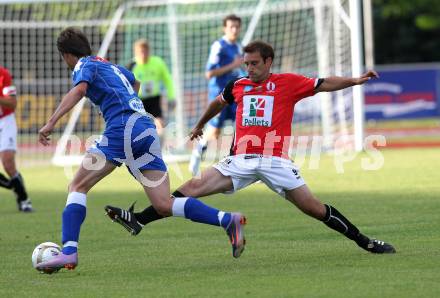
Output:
[88,116,167,172]
[207,87,237,129]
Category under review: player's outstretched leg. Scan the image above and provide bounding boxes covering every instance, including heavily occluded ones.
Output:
[36,192,86,271]
[104,190,187,235]
[322,204,396,254]
[106,193,246,258]
[168,195,247,258]
[286,185,396,254]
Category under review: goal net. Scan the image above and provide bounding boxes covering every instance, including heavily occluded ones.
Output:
[0,0,364,167]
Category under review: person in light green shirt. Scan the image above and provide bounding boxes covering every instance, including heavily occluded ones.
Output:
[128,39,175,136]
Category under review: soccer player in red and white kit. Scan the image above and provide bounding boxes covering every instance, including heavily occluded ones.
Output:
[0,66,33,212]
[106,41,395,254]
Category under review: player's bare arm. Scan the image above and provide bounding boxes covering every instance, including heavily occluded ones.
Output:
[0,94,17,110]
[205,56,243,79]
[38,82,88,145]
[189,96,227,140]
[316,70,379,92]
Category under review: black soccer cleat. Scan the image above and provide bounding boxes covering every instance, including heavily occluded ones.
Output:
[105,202,143,236]
[365,239,396,254]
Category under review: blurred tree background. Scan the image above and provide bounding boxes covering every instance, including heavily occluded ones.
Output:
[373,0,440,64]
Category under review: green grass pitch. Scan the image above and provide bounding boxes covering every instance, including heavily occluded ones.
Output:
[1,148,439,297]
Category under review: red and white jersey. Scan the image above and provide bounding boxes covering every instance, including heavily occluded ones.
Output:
[221,73,318,159]
[0,66,16,118]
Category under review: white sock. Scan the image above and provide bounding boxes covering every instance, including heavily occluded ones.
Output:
[218,211,225,225]
[171,197,188,217]
[63,241,78,249]
[66,192,87,207]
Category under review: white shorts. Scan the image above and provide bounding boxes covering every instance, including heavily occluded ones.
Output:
[213,154,305,197]
[0,114,17,152]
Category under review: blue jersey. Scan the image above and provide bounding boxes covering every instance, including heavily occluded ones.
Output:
[72,56,147,129]
[74,56,166,172]
[206,37,243,95]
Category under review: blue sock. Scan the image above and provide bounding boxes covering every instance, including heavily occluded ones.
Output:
[173,197,231,228]
[218,211,232,229]
[61,192,87,255]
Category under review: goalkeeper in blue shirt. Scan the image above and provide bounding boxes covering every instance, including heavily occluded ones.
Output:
[36,27,246,272]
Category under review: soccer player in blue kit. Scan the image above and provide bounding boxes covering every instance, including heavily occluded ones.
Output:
[189,14,244,176]
[36,27,246,271]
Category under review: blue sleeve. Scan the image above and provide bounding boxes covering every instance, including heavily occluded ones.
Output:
[72,61,96,86]
[116,65,135,85]
[206,40,222,71]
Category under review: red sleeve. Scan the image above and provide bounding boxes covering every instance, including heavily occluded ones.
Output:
[287,73,317,102]
[1,68,16,96]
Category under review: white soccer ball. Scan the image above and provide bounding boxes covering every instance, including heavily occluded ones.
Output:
[32,242,62,274]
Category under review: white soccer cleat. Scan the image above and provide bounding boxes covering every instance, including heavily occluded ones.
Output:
[189,150,202,177]
[18,199,34,212]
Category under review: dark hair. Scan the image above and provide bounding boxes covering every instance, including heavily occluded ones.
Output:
[223,14,241,27]
[57,27,92,58]
[243,40,274,62]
